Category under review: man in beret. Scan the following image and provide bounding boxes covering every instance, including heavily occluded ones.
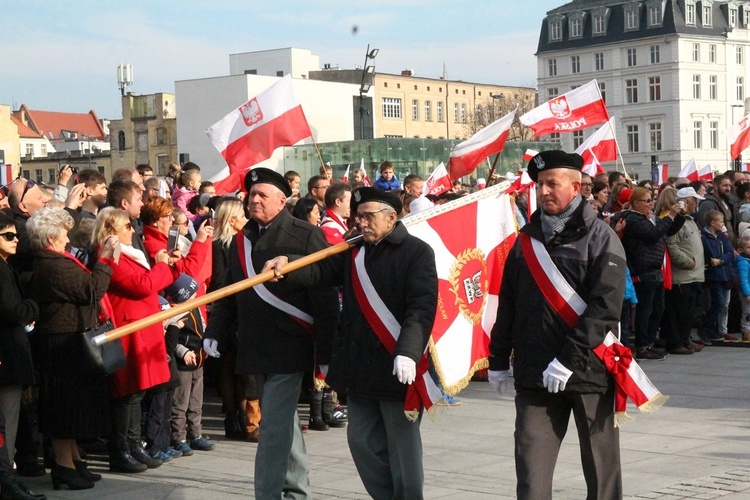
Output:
[263,186,438,499]
[203,167,339,499]
[487,150,627,499]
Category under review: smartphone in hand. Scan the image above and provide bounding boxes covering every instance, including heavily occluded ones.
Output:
[167,226,180,252]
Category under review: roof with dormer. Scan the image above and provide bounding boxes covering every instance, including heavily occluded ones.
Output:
[538,0,737,54]
[13,104,106,142]
[10,115,42,139]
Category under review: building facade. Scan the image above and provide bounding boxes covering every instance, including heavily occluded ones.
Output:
[537,0,750,180]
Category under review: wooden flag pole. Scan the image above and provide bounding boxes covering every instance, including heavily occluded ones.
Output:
[310,135,327,172]
[93,237,360,346]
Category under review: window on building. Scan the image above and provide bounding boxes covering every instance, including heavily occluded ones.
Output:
[437,102,444,122]
[595,52,604,71]
[625,7,639,30]
[412,99,419,121]
[548,87,559,99]
[571,55,580,74]
[548,58,557,76]
[649,123,662,151]
[693,75,701,99]
[730,5,738,27]
[136,132,148,152]
[453,103,459,123]
[627,48,637,66]
[599,81,606,103]
[738,46,744,65]
[47,168,55,184]
[745,6,750,27]
[738,76,745,101]
[276,71,284,77]
[118,131,125,151]
[709,44,716,63]
[593,13,606,35]
[694,121,703,149]
[476,104,483,124]
[382,97,402,119]
[34,169,43,183]
[570,17,583,38]
[25,144,33,156]
[692,43,700,62]
[649,76,661,101]
[710,75,718,99]
[627,125,640,152]
[573,130,584,149]
[650,45,660,64]
[424,101,432,121]
[710,121,719,149]
[648,3,662,26]
[703,3,712,27]
[460,103,467,123]
[41,144,47,156]
[549,133,561,141]
[549,20,562,41]
[626,79,638,103]
[686,0,696,25]
[156,127,167,146]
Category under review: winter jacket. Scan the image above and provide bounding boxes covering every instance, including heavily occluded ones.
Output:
[701,228,734,283]
[620,210,684,282]
[489,198,627,394]
[0,258,39,387]
[666,216,704,285]
[697,194,735,244]
[172,186,197,221]
[373,177,401,191]
[736,253,750,297]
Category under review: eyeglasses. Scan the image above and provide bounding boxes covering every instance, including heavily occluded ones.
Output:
[160,213,175,220]
[0,232,18,242]
[20,180,36,204]
[175,220,189,227]
[354,208,391,223]
[581,183,594,187]
[314,185,329,191]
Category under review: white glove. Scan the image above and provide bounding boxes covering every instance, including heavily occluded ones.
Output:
[488,370,509,395]
[542,358,573,393]
[318,365,329,378]
[203,338,220,358]
[392,355,416,385]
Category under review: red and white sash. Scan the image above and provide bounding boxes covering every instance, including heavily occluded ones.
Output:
[236,233,314,327]
[350,246,443,420]
[519,232,667,425]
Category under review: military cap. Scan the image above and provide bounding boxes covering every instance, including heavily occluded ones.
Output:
[243,167,292,197]
[350,187,403,215]
[527,150,584,182]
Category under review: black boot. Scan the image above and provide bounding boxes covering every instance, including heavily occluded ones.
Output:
[0,477,47,500]
[50,464,94,490]
[322,390,346,428]
[108,450,147,473]
[308,390,329,431]
[73,460,101,482]
[224,410,244,440]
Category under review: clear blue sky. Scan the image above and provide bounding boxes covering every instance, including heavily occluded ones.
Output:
[1,0,564,119]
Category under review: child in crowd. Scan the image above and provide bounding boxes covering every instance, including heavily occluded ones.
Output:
[699,210,736,345]
[172,169,202,220]
[169,276,215,454]
[736,236,750,341]
[373,161,400,191]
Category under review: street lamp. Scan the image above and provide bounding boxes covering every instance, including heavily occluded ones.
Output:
[359,45,379,140]
[489,92,505,122]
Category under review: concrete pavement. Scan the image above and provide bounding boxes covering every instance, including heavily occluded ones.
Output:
[21,345,750,499]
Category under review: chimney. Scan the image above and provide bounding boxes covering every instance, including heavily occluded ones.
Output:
[401,69,414,76]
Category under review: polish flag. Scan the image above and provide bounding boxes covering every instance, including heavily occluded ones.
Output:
[520,80,609,137]
[1,164,14,186]
[342,164,350,184]
[448,105,517,179]
[743,163,750,173]
[522,149,539,162]
[581,148,606,177]
[574,117,617,166]
[424,162,452,196]
[698,164,713,181]
[678,159,699,181]
[360,158,371,186]
[206,75,312,194]
[726,114,750,159]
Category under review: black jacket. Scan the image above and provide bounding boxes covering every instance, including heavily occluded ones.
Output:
[489,198,626,393]
[205,209,339,374]
[620,210,684,281]
[288,222,438,401]
[0,258,39,387]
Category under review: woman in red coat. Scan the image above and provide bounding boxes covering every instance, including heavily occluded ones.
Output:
[92,208,181,473]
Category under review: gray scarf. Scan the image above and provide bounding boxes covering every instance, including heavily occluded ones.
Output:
[540,195,583,243]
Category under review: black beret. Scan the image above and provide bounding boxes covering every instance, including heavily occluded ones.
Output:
[527,150,584,182]
[351,187,403,215]
[243,167,292,197]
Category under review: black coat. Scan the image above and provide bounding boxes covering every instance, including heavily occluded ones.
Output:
[620,210,684,281]
[288,222,439,401]
[489,198,627,393]
[0,258,39,387]
[205,209,339,374]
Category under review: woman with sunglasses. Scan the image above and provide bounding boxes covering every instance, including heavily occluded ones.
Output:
[91,208,180,473]
[619,186,685,360]
[0,213,48,499]
[25,207,119,491]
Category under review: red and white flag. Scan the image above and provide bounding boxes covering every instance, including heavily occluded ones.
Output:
[448,105,517,179]
[726,114,750,160]
[206,75,313,194]
[678,159,699,181]
[698,164,713,181]
[522,149,539,162]
[360,158,371,186]
[424,162,452,196]
[575,117,617,167]
[406,189,517,393]
[743,163,750,173]
[1,164,14,186]
[342,164,350,184]
[520,80,609,137]
[655,164,669,184]
[581,148,606,177]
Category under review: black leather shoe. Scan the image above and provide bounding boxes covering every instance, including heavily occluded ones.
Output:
[73,460,102,482]
[0,478,47,500]
[108,450,147,473]
[51,464,94,490]
[130,447,162,469]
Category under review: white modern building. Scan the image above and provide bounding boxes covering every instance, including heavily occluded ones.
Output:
[537,0,750,180]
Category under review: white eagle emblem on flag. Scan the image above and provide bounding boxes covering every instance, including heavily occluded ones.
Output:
[240,98,263,127]
[548,96,571,119]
